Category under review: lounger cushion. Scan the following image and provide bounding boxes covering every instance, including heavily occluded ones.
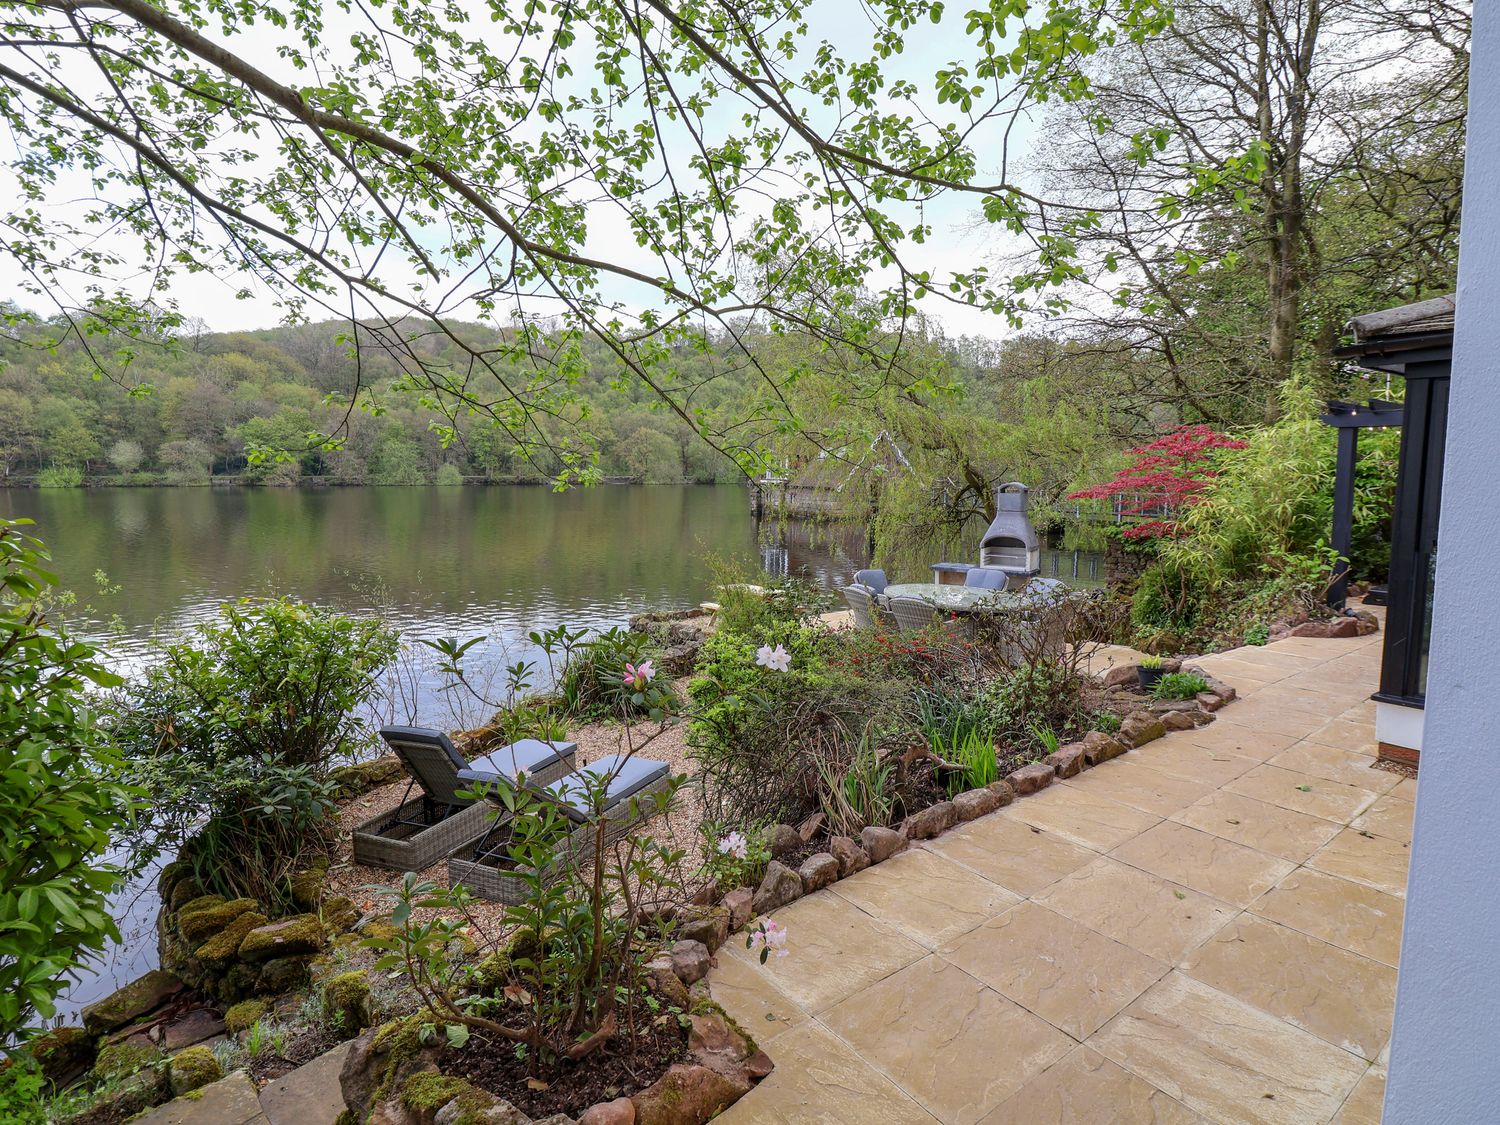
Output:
[379,726,473,806]
[543,755,670,823]
[458,738,578,786]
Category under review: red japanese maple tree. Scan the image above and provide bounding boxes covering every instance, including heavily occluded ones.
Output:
[1069,424,1247,539]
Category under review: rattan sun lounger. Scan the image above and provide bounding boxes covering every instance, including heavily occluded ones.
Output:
[447,753,673,903]
[351,727,576,871]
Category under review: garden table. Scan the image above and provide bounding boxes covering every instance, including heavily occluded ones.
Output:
[881,582,1025,613]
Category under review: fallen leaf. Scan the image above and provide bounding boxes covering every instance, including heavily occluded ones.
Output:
[1295,784,1312,792]
[527,1078,550,1092]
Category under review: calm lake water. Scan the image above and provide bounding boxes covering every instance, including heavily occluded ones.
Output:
[0,484,1102,1023]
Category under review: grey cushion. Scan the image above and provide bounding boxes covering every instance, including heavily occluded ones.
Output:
[965,567,1007,590]
[543,754,670,824]
[379,726,471,806]
[854,568,888,594]
[457,738,577,786]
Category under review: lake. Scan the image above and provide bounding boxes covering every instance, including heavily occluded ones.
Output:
[0,483,1103,1022]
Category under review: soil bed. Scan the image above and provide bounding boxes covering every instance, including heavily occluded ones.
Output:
[247,1024,348,1084]
[442,1018,689,1118]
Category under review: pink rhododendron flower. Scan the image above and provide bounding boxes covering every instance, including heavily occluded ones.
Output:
[622,659,656,691]
[718,831,749,860]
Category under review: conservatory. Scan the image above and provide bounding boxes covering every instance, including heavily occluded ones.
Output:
[1335,293,1455,767]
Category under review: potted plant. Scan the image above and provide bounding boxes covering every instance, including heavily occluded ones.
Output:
[1136,654,1167,691]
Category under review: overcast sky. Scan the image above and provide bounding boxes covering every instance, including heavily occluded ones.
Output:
[0,1,1047,343]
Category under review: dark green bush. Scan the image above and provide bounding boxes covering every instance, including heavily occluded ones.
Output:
[1,519,139,1036]
[1130,560,1202,635]
[558,626,676,722]
[112,598,399,909]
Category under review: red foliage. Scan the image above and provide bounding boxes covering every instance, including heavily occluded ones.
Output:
[1069,424,1247,540]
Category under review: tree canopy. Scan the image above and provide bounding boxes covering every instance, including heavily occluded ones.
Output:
[0,0,1178,479]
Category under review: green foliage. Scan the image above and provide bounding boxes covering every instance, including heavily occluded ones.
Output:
[0,0,1181,485]
[1128,378,1399,649]
[700,823,771,893]
[708,565,839,639]
[558,627,675,723]
[111,599,399,908]
[816,730,898,836]
[972,664,1094,756]
[1138,654,1165,671]
[937,727,1000,797]
[0,519,139,1036]
[435,463,464,487]
[1163,380,1335,584]
[1130,561,1202,636]
[0,1055,46,1123]
[364,767,688,1078]
[1151,673,1210,701]
[1244,622,1270,646]
[35,465,83,488]
[1093,710,1122,734]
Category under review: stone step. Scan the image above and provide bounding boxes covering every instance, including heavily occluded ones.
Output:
[259,1039,354,1125]
[133,1069,268,1125]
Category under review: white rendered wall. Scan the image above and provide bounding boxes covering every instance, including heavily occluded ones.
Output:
[1384,7,1500,1118]
[1374,701,1424,754]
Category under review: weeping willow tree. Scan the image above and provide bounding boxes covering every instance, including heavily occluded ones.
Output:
[753,323,1118,576]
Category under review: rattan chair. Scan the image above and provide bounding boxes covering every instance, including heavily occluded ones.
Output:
[890,594,943,632]
[352,727,576,871]
[843,584,877,630]
[854,567,889,594]
[448,754,673,903]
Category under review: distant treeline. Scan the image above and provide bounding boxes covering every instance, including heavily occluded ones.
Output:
[0,316,753,487]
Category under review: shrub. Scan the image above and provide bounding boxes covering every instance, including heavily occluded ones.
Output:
[706,559,837,638]
[1130,560,1201,635]
[1244,622,1270,646]
[435,463,464,487]
[364,767,689,1079]
[689,620,911,823]
[111,599,399,908]
[558,626,676,722]
[1165,381,1334,582]
[1068,424,1247,540]
[36,466,83,488]
[0,1056,45,1123]
[936,726,1000,797]
[0,519,139,1036]
[1151,672,1210,701]
[973,662,1093,756]
[701,822,771,891]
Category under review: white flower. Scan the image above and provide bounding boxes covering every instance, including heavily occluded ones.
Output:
[748,918,789,961]
[755,643,792,672]
[718,831,749,860]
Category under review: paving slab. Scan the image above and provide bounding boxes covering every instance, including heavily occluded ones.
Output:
[260,1039,353,1125]
[707,624,1400,1123]
[133,1070,267,1125]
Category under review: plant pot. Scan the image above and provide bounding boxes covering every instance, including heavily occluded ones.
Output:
[1136,666,1166,691]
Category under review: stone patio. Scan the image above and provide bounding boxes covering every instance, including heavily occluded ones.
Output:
[710,626,1406,1124]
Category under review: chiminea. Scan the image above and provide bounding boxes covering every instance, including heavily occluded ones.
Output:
[979,482,1040,586]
